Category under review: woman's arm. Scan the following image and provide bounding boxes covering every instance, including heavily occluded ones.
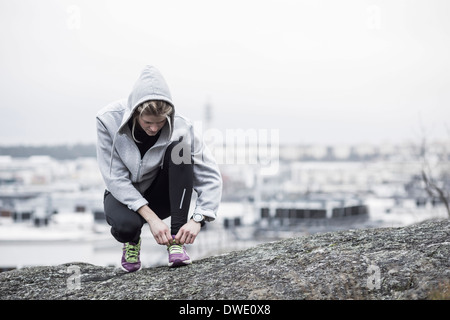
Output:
[96,118,148,211]
[190,125,223,221]
[137,205,172,245]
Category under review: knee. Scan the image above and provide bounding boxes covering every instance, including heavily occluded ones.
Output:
[109,216,143,243]
[104,193,144,243]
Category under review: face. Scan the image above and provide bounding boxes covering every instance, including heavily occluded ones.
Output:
[137,114,167,136]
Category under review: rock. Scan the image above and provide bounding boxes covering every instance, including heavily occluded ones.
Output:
[0,219,449,300]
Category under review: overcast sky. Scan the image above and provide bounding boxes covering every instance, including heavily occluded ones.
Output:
[1,0,449,146]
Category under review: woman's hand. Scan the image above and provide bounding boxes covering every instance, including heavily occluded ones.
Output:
[148,218,172,245]
[138,205,172,245]
[174,219,201,245]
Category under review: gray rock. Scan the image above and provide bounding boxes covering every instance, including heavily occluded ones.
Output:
[1,219,449,300]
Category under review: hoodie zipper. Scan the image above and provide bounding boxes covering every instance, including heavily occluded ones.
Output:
[137,160,143,180]
[118,124,171,182]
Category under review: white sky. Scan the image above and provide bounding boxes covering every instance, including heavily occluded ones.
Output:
[1,0,450,146]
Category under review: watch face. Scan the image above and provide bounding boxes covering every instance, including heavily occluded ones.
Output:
[194,213,203,222]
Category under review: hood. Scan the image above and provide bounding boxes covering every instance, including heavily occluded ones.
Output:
[107,66,176,175]
[118,65,175,134]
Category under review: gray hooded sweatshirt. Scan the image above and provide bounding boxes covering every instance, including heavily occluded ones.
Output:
[96,65,222,221]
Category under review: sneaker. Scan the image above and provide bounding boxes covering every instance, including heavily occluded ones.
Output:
[167,236,192,267]
[121,238,142,272]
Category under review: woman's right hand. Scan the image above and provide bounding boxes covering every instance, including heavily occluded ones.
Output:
[147,218,172,245]
[138,205,172,245]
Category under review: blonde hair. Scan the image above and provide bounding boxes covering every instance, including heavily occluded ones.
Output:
[131,100,173,143]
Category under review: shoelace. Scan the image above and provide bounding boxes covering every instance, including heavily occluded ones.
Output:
[125,242,140,262]
[168,242,184,254]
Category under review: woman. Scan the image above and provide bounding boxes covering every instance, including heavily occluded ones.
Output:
[96,65,222,271]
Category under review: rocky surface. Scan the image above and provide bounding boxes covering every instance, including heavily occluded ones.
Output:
[0,219,449,300]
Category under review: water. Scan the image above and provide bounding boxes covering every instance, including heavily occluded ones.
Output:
[1,200,447,271]
[0,210,262,270]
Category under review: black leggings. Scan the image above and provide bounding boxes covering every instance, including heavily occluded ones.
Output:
[103,141,193,243]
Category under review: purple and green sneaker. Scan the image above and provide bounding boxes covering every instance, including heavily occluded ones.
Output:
[121,238,142,272]
[167,236,192,268]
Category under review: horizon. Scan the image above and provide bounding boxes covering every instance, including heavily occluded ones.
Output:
[0,136,448,148]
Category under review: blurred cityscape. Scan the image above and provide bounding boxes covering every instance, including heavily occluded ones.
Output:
[1,1,449,277]
[0,140,449,271]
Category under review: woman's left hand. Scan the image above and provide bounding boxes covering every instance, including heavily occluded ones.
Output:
[174,219,201,245]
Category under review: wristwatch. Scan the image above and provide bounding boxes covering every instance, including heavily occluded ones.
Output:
[192,212,205,227]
